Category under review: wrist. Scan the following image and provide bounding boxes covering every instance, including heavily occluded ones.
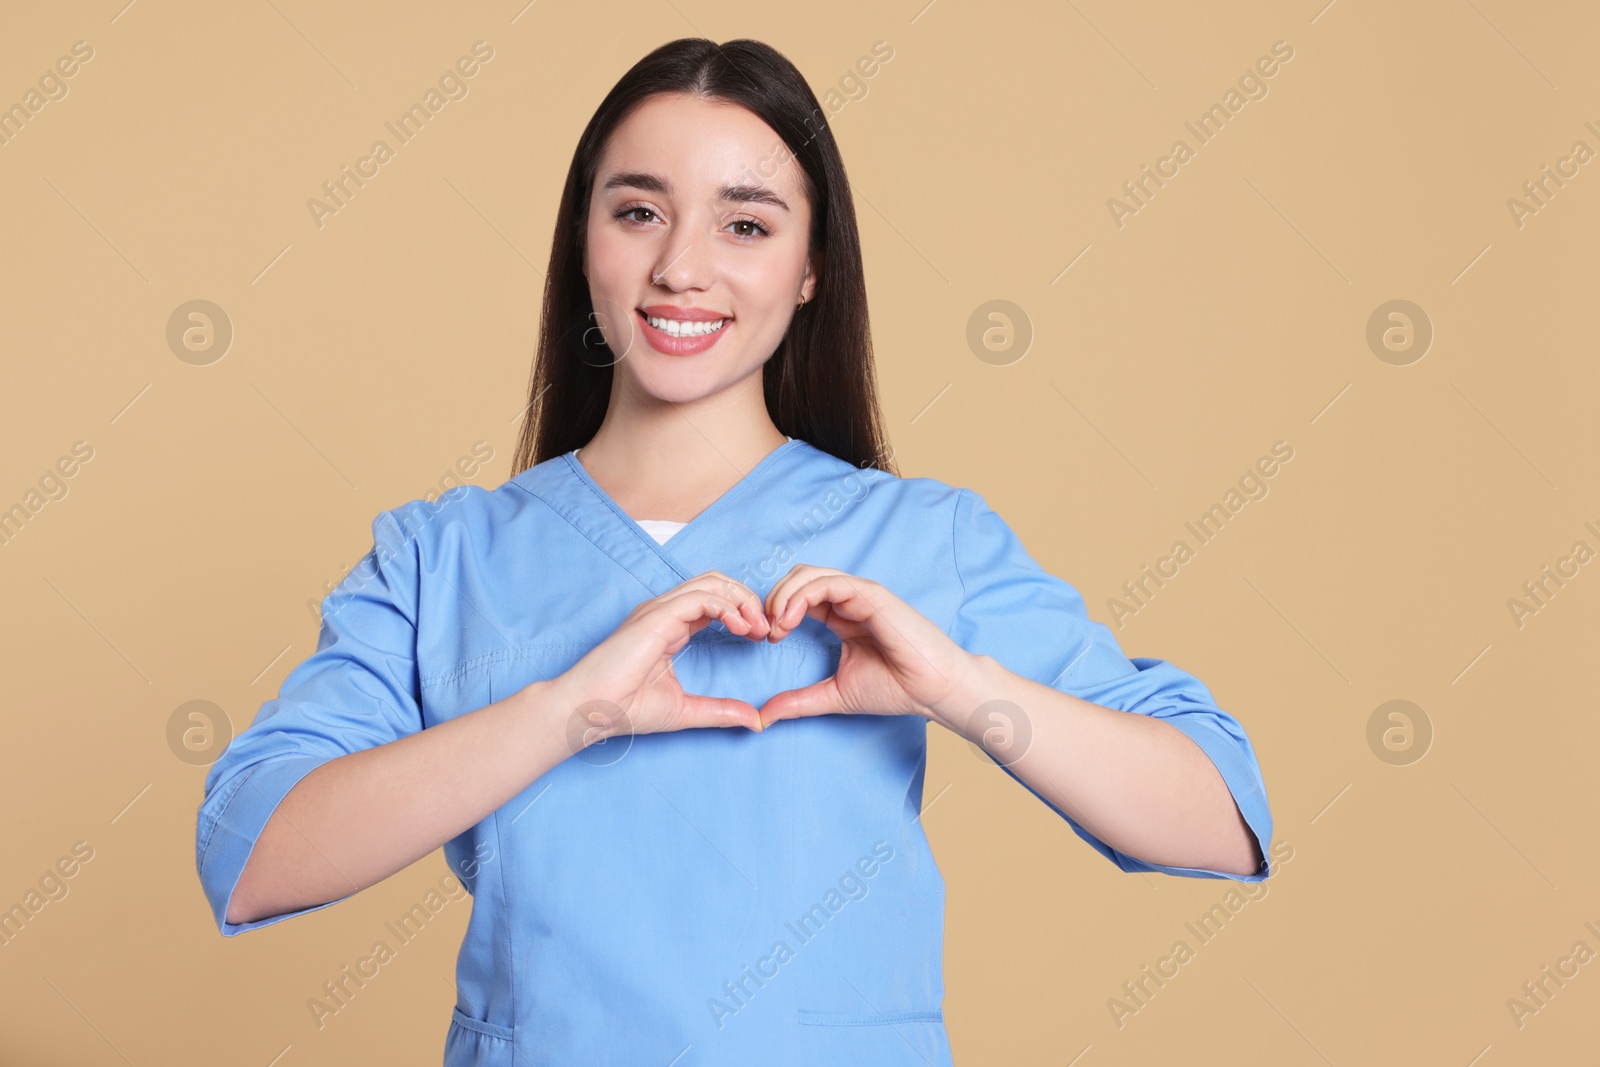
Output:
[516,676,583,756]
[926,653,1002,733]
[523,675,629,751]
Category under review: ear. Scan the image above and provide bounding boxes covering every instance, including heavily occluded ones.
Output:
[799,251,821,305]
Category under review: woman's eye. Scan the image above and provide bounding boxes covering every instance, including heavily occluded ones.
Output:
[728,216,771,239]
[615,206,658,226]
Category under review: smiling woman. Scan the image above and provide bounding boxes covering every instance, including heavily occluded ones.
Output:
[195,36,1275,1067]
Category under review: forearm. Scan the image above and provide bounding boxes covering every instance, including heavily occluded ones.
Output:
[933,655,1262,877]
[226,679,576,925]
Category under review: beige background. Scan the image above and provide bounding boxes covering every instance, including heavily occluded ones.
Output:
[2,0,1596,1063]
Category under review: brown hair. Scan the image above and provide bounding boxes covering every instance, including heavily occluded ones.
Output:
[509,37,896,476]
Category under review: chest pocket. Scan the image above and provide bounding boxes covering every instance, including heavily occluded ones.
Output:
[419,658,496,728]
[421,642,605,729]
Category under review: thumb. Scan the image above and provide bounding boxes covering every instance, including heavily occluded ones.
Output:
[679,693,764,733]
[758,678,842,729]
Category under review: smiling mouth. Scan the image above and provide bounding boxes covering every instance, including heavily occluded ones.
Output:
[638,311,730,337]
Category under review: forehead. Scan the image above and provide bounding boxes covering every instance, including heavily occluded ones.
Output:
[595,93,808,203]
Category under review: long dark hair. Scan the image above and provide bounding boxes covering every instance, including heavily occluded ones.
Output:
[509,38,896,477]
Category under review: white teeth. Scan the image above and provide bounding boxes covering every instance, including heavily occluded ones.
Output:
[644,314,727,337]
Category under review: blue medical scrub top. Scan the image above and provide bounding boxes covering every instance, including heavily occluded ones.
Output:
[195,438,1274,1066]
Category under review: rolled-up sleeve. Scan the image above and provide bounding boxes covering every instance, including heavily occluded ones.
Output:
[195,503,428,935]
[947,488,1274,882]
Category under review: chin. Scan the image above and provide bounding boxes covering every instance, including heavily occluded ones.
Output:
[627,355,764,405]
[626,364,732,405]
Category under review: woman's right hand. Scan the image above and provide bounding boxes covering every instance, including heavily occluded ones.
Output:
[544,571,772,749]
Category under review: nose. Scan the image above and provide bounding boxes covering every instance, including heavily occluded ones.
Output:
[650,204,717,292]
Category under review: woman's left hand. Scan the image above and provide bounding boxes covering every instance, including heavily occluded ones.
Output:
[757,564,982,729]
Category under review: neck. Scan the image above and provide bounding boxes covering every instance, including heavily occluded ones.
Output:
[576,370,788,522]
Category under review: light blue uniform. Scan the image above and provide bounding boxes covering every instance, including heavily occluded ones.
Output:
[195,438,1274,1065]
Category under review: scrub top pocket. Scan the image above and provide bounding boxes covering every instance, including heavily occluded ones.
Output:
[420,657,496,728]
[793,1007,954,1065]
[444,1004,516,1066]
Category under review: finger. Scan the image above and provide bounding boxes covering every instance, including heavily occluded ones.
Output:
[708,575,771,639]
[652,590,750,642]
[688,572,771,639]
[680,693,765,732]
[765,578,819,642]
[765,567,844,641]
[697,591,755,637]
[770,574,872,642]
[763,563,823,623]
[758,676,843,729]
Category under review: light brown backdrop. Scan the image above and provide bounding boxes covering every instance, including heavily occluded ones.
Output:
[2,1,1596,1063]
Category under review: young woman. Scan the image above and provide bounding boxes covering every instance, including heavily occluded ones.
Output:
[196,38,1273,1067]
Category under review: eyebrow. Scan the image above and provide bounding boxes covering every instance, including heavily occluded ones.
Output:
[600,170,791,212]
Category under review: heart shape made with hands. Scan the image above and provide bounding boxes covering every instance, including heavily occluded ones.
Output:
[713,565,979,731]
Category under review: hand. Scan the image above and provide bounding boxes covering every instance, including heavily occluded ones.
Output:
[758,564,983,730]
[548,571,772,747]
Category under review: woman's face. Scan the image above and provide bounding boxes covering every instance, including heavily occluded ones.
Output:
[583,92,816,406]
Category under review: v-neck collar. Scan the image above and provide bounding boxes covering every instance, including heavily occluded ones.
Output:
[512,438,807,596]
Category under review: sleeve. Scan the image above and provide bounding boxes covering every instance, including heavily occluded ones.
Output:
[947,488,1274,881]
[194,503,428,935]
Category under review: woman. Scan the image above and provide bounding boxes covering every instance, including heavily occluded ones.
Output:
[196,38,1274,1066]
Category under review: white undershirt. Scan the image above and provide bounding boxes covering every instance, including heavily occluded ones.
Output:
[636,519,688,544]
[577,439,791,543]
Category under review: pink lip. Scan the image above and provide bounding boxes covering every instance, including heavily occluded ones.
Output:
[639,304,727,321]
[636,307,731,356]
